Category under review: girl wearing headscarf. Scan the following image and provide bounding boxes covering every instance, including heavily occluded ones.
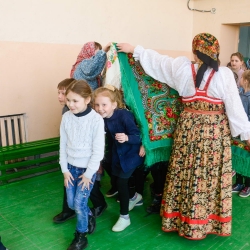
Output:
[117,33,250,240]
[70,42,108,90]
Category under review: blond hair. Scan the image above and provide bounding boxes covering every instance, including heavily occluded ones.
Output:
[242,70,250,88]
[93,86,125,109]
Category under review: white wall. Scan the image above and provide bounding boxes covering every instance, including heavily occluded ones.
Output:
[0,0,249,141]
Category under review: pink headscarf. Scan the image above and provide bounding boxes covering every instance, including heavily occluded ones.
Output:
[70,42,96,77]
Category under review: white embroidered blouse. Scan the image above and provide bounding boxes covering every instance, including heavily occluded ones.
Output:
[133,45,250,140]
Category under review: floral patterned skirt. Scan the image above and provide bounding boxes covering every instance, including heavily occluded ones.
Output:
[160,104,232,240]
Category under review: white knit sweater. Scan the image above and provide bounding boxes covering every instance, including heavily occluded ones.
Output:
[59,109,105,179]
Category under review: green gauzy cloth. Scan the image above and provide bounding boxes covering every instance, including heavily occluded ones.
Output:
[231,138,250,177]
[117,51,182,167]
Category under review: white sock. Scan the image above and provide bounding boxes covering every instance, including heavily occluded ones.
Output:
[120,214,129,220]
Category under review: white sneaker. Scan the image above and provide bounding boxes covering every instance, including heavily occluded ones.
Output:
[129,193,142,211]
[112,217,131,232]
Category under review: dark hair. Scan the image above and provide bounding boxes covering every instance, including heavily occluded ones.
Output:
[94,42,102,50]
[57,78,75,90]
[233,71,238,83]
[93,86,125,109]
[230,52,244,62]
[66,80,92,100]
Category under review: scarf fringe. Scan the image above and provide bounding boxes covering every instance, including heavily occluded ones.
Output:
[232,145,250,177]
[118,51,174,168]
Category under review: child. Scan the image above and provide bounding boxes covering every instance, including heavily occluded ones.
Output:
[232,70,250,197]
[53,78,76,224]
[54,78,107,223]
[93,85,144,232]
[60,80,105,249]
[230,52,245,88]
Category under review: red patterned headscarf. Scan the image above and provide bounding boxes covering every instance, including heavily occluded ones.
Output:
[70,42,96,77]
[192,33,220,88]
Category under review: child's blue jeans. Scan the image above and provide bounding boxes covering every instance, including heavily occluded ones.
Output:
[66,164,96,233]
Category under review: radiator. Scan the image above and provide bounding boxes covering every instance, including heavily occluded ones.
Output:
[0,114,27,147]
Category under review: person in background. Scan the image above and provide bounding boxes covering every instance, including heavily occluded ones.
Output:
[232,70,250,197]
[146,161,169,214]
[70,42,107,90]
[53,78,76,223]
[230,52,245,88]
[60,80,105,250]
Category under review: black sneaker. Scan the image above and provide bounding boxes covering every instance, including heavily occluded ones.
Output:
[106,188,118,197]
[90,203,107,218]
[146,196,162,214]
[53,211,76,223]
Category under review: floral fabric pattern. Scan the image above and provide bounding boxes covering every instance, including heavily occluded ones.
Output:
[127,53,182,142]
[192,33,219,62]
[161,99,232,239]
[231,137,250,152]
[70,42,96,77]
[117,50,183,166]
[103,43,121,89]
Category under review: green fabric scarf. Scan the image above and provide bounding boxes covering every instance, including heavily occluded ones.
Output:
[117,51,182,167]
[231,138,250,177]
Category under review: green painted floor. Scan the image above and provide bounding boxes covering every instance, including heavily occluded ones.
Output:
[0,171,250,250]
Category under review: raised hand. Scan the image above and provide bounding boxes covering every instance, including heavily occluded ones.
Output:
[117,43,135,53]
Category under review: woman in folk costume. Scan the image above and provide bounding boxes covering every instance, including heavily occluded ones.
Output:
[117,33,250,239]
[70,41,107,90]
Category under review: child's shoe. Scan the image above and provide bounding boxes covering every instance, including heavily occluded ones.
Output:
[112,216,131,232]
[88,214,96,234]
[129,193,142,211]
[90,203,107,218]
[135,198,143,206]
[239,187,250,198]
[146,194,162,214]
[232,183,244,193]
[67,231,88,250]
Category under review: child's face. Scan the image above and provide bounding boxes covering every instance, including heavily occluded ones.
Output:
[66,91,90,114]
[230,56,242,71]
[58,88,66,105]
[94,95,117,118]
